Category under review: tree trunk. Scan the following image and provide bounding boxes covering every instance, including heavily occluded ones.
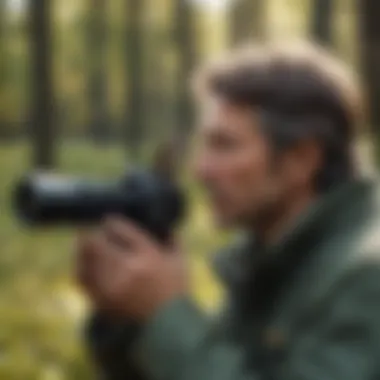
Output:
[0,1,5,87]
[125,0,144,160]
[87,0,109,144]
[311,0,333,46]
[30,0,55,168]
[173,0,196,153]
[0,1,6,133]
[358,0,380,155]
[229,0,266,46]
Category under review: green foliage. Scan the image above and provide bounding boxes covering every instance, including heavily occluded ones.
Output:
[0,0,358,138]
[0,142,223,379]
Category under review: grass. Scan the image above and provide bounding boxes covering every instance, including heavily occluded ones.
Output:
[0,141,225,379]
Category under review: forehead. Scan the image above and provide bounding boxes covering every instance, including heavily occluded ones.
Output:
[198,97,258,133]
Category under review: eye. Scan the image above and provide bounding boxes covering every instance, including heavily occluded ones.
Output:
[209,132,240,152]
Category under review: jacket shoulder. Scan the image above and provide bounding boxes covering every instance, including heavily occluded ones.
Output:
[351,187,380,266]
[311,192,380,305]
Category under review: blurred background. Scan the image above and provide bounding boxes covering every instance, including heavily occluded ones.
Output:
[0,0,378,378]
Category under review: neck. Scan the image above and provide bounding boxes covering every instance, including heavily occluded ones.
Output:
[255,188,317,247]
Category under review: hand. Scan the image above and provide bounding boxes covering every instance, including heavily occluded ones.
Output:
[76,217,188,321]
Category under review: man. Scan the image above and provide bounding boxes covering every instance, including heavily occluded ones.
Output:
[77,41,380,380]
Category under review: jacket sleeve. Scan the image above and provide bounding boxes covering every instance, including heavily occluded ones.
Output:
[133,264,380,380]
[85,312,147,380]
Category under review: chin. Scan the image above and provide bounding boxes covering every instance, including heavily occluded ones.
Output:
[212,212,240,230]
[213,209,256,231]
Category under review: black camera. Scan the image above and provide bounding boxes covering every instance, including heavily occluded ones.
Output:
[13,169,185,243]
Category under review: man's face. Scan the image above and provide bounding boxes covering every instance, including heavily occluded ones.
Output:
[193,98,292,229]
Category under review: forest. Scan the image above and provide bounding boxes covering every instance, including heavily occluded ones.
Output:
[0,0,379,378]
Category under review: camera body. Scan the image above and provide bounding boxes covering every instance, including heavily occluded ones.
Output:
[13,169,185,242]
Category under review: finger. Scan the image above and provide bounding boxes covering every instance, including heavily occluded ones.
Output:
[96,229,133,281]
[77,231,117,286]
[99,227,131,259]
[103,216,153,251]
[75,232,99,290]
[167,235,182,253]
[91,232,135,312]
[79,232,118,304]
[75,232,94,279]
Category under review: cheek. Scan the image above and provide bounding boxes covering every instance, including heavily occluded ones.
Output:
[192,152,214,183]
[195,143,271,196]
[224,144,271,199]
[192,147,233,184]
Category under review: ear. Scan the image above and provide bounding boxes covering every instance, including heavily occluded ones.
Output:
[283,139,323,184]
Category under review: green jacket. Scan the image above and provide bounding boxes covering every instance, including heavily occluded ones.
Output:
[87,178,380,380]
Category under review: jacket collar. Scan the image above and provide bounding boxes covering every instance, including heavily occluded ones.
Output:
[212,177,377,289]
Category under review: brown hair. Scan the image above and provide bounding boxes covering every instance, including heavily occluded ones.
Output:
[193,41,364,191]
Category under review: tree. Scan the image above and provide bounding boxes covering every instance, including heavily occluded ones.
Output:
[0,1,4,85]
[124,0,144,159]
[229,0,266,46]
[87,0,110,144]
[173,0,197,151]
[311,0,334,46]
[0,0,5,132]
[30,0,55,168]
[359,0,380,154]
